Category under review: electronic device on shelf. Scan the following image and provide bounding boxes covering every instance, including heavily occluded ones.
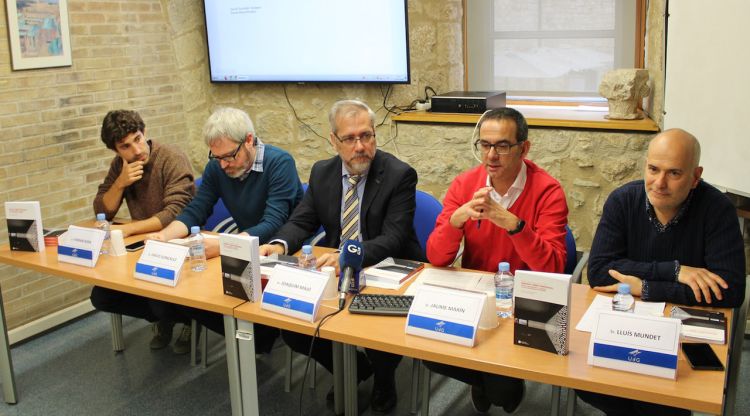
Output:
[348,294,414,316]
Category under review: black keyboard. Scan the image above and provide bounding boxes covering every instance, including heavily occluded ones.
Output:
[348,294,414,316]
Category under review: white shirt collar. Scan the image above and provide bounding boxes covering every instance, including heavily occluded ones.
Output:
[486,160,527,209]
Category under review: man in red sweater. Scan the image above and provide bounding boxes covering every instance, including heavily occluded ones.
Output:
[425,107,568,413]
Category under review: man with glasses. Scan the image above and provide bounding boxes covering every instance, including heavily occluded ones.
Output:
[91,109,195,352]
[149,107,304,354]
[426,107,568,413]
[259,99,425,413]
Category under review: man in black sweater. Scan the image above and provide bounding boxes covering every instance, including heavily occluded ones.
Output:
[578,128,746,415]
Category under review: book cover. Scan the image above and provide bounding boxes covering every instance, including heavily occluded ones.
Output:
[220,234,261,302]
[5,201,44,252]
[513,270,572,355]
[363,257,424,289]
[671,306,726,344]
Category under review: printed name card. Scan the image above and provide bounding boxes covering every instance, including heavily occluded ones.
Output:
[588,311,681,379]
[405,283,486,347]
[261,265,331,322]
[57,225,105,268]
[134,240,189,287]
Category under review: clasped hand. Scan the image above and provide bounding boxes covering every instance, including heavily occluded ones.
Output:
[450,187,518,231]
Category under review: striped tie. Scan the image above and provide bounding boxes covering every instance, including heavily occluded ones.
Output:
[340,175,362,244]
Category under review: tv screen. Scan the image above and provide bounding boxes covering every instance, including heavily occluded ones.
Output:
[203,0,410,84]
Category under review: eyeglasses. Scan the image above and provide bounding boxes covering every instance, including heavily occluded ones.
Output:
[334,131,376,146]
[208,141,243,162]
[474,140,523,155]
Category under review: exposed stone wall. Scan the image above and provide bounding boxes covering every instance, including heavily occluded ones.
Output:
[1,0,745,330]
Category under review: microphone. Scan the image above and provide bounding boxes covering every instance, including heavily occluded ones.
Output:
[338,240,363,309]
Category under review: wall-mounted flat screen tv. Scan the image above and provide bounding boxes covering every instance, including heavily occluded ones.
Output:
[204,0,410,83]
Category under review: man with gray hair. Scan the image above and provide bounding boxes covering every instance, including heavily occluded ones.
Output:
[260,99,425,412]
[579,128,745,416]
[150,107,304,353]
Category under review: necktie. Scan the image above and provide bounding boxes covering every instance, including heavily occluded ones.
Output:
[340,175,362,244]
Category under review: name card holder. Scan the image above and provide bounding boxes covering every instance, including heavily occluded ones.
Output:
[261,264,331,322]
[405,283,486,347]
[588,311,681,379]
[134,240,189,287]
[57,225,105,268]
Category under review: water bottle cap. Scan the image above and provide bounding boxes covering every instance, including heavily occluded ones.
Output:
[617,283,631,294]
[498,262,510,272]
[302,245,312,254]
[190,226,201,234]
[96,213,106,221]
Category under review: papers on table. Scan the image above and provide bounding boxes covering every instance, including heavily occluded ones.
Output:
[576,294,665,332]
[404,268,492,296]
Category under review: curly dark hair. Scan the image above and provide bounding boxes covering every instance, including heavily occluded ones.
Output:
[100,110,145,150]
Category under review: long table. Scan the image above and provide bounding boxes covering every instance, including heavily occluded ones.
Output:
[0,244,739,416]
[231,268,734,416]
[0,244,247,415]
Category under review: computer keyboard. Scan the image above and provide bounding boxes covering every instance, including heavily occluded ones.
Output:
[348,294,414,316]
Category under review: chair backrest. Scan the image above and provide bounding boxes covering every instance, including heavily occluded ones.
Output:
[563,225,577,275]
[301,183,326,245]
[414,190,443,252]
[195,177,238,233]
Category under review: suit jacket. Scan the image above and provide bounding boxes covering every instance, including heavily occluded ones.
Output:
[274,150,426,267]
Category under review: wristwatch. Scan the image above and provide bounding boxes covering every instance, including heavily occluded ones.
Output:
[507,219,525,235]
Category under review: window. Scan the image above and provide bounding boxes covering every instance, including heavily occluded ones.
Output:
[466,0,642,100]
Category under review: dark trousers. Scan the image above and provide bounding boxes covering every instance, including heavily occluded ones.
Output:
[424,361,523,408]
[282,330,402,389]
[90,286,158,322]
[151,302,279,354]
[576,390,690,416]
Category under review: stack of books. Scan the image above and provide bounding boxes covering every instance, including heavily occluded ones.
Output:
[363,258,424,290]
[671,306,726,344]
[43,229,67,247]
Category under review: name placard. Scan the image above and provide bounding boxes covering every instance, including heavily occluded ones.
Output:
[134,240,189,287]
[405,283,486,347]
[588,311,681,379]
[57,225,105,268]
[261,265,330,322]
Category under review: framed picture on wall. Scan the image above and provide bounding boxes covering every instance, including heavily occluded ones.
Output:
[5,0,72,70]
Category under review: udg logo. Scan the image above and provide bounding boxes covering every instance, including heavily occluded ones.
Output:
[346,243,362,256]
[283,298,292,309]
[434,321,446,333]
[628,349,641,363]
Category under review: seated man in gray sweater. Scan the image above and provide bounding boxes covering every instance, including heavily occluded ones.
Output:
[90,109,196,351]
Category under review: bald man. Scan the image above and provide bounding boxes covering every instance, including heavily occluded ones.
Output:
[578,128,746,416]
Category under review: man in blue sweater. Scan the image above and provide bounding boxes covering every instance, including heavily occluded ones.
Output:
[149,107,304,353]
[578,128,746,415]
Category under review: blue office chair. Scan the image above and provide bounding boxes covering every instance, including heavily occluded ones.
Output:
[414,190,443,251]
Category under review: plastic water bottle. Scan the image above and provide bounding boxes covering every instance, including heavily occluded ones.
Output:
[612,283,635,313]
[188,226,206,272]
[95,213,110,255]
[494,262,514,318]
[298,244,317,270]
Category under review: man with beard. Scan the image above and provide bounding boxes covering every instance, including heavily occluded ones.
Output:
[149,106,304,354]
[259,99,425,413]
[91,109,195,351]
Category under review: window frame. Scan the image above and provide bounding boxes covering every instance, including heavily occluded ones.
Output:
[462,0,647,106]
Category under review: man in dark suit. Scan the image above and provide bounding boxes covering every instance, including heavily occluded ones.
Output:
[260,99,424,413]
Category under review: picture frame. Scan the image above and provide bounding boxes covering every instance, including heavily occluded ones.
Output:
[5,0,72,70]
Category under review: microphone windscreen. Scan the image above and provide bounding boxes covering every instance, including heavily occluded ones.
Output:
[338,239,364,272]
